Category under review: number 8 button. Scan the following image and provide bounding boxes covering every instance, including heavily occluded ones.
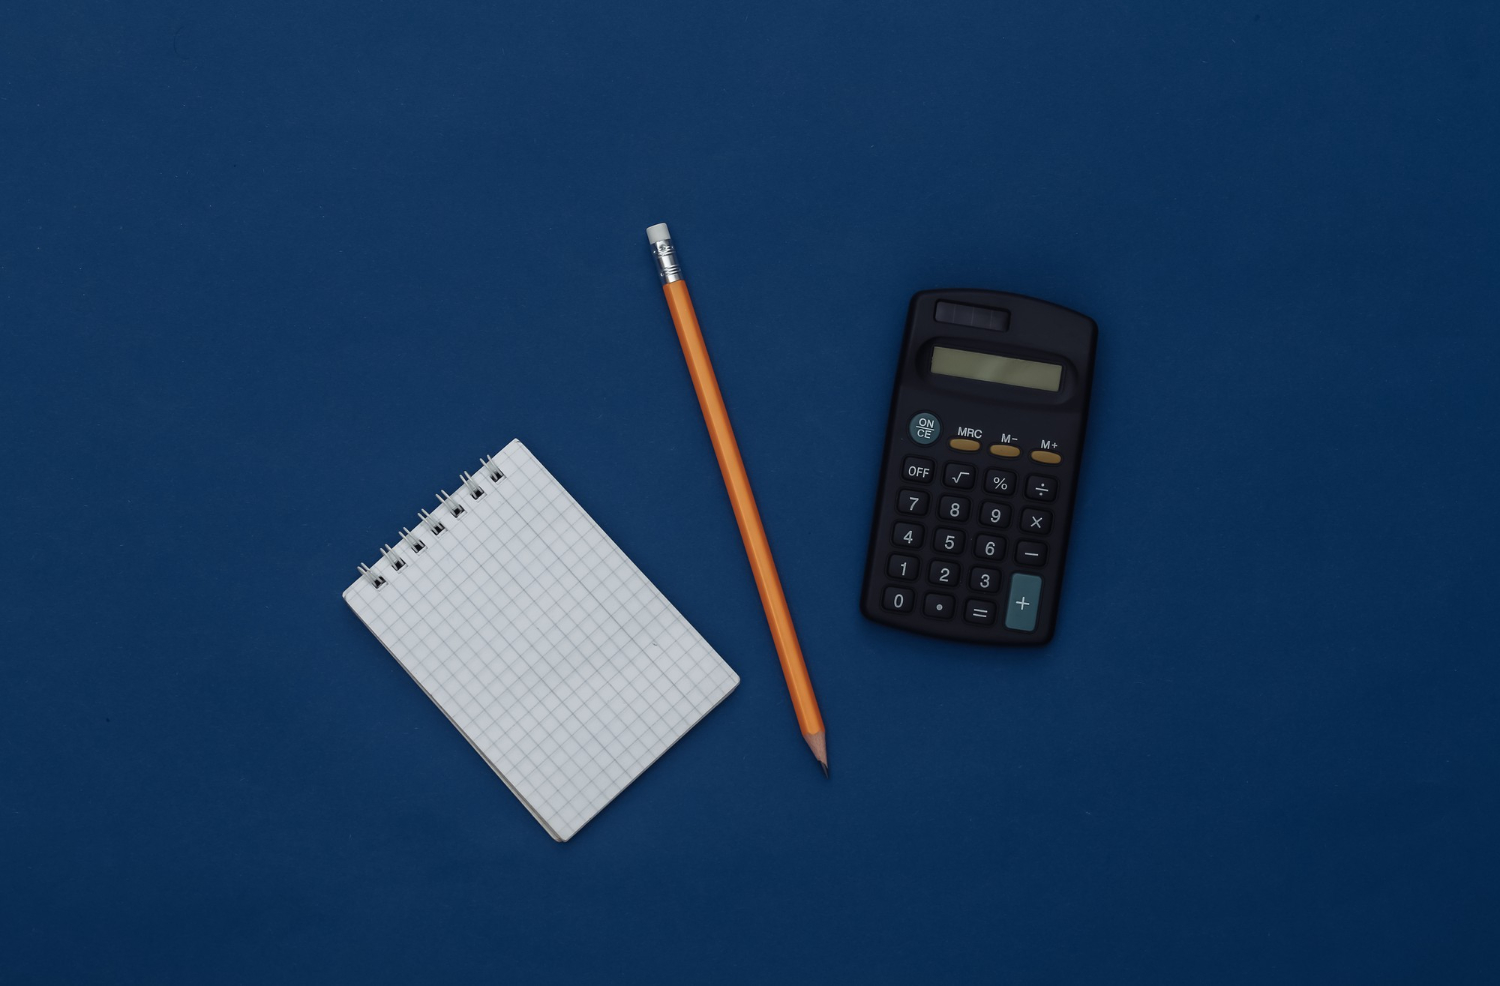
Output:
[938,496,969,521]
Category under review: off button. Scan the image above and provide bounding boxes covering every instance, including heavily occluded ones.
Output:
[908,411,941,446]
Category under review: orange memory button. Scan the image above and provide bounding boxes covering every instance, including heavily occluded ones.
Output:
[1030,449,1062,464]
[989,444,1021,458]
[948,438,981,451]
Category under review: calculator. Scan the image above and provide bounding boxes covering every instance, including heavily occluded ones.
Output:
[859,289,1097,644]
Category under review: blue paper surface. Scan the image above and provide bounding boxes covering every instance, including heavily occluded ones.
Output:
[3,1,1497,981]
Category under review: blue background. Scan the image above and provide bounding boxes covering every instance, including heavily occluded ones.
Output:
[4,1,1498,982]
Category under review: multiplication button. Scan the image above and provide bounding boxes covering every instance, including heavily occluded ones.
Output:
[1020,508,1051,535]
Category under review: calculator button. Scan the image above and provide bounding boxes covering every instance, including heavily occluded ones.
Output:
[964,599,997,625]
[908,412,941,445]
[974,534,1005,561]
[970,567,1001,592]
[1005,573,1043,631]
[979,501,1011,528]
[893,522,924,548]
[937,495,970,522]
[897,489,930,515]
[1020,509,1052,535]
[1016,541,1047,566]
[923,593,955,619]
[933,528,965,554]
[948,438,981,452]
[989,444,1021,458]
[1025,475,1057,501]
[888,554,919,580]
[1030,449,1062,464]
[943,462,976,488]
[928,560,960,586]
[901,456,935,483]
[883,586,915,612]
[984,469,1016,495]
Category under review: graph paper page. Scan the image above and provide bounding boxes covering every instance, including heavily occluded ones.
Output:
[343,440,739,841]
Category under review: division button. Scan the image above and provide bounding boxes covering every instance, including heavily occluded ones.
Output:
[1030,449,1062,464]
[1025,475,1057,501]
[948,438,981,451]
[883,586,915,612]
[964,599,997,625]
[989,444,1021,458]
[1016,541,1047,566]
[908,412,941,445]
[923,593,955,619]
[1005,573,1043,631]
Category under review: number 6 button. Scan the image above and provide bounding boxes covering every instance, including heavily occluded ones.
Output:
[975,534,1005,560]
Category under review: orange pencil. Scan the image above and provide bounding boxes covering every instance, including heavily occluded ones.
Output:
[646,223,828,776]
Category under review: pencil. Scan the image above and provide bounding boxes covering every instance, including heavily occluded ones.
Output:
[646,223,829,777]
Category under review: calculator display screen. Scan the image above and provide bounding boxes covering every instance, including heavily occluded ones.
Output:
[930,346,1063,392]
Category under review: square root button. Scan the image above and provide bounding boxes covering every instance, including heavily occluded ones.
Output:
[1005,573,1043,632]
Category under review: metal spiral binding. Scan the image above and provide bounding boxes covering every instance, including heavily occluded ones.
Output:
[356,451,507,588]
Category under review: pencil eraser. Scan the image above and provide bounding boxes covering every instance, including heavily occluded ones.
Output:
[645,223,671,244]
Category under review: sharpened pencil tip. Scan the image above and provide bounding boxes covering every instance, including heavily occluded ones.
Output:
[820,761,829,779]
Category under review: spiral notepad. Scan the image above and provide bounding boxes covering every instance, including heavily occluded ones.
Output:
[342,439,739,841]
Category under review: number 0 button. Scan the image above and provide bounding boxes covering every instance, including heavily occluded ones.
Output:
[883,586,914,612]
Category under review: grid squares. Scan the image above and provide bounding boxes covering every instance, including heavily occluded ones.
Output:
[344,440,739,842]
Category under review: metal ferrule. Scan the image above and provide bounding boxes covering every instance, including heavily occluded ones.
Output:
[650,238,683,284]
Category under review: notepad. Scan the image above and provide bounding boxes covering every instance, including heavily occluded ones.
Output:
[342,440,739,841]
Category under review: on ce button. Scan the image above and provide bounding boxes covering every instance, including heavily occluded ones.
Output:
[908,411,940,445]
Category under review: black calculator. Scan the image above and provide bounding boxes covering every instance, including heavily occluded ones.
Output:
[859,289,1097,644]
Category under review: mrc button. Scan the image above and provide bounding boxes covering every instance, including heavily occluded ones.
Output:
[908,411,940,445]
